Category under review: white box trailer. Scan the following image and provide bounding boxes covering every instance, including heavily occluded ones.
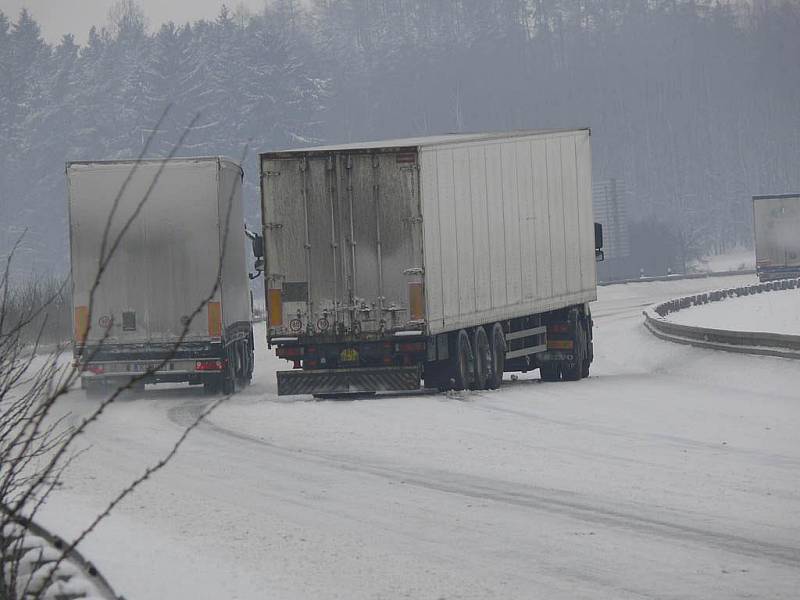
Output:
[753,194,800,281]
[260,129,602,395]
[68,157,255,394]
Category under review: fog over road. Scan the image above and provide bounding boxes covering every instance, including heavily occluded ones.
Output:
[42,274,800,599]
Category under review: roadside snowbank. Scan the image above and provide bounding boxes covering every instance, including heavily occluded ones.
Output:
[690,248,754,273]
[669,288,800,334]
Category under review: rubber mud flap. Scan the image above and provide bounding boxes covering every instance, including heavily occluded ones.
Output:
[277,366,420,396]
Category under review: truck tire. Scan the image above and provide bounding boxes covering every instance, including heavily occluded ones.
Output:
[223,354,236,394]
[487,323,506,389]
[581,327,591,378]
[582,314,593,378]
[581,357,591,379]
[234,340,250,388]
[561,325,586,382]
[471,327,491,390]
[212,344,236,395]
[452,330,474,391]
[245,333,255,383]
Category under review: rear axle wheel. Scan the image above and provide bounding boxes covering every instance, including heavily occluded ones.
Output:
[487,323,506,389]
[471,327,491,390]
[451,330,474,391]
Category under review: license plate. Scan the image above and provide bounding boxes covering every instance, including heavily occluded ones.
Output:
[339,348,358,363]
[132,363,159,372]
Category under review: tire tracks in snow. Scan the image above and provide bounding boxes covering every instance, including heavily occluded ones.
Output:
[169,399,800,570]
[470,398,800,470]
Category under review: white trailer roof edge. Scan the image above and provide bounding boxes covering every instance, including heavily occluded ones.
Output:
[66,156,243,176]
[753,193,800,200]
[260,128,591,157]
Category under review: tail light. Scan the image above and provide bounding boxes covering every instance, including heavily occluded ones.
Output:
[196,359,226,371]
[397,341,425,353]
[74,306,89,344]
[276,346,304,358]
[268,285,283,327]
[207,302,222,337]
[86,364,104,375]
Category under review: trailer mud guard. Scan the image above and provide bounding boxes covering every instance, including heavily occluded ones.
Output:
[277,366,420,396]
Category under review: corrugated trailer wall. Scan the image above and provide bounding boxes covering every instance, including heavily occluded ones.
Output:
[69,159,231,345]
[261,151,423,337]
[419,130,595,334]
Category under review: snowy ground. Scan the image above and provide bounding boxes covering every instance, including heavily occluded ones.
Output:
[689,248,755,273]
[39,273,800,599]
[669,288,800,335]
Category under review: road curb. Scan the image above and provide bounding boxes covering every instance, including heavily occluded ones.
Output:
[641,278,800,359]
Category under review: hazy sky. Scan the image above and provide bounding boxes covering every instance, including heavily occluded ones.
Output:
[0,0,268,43]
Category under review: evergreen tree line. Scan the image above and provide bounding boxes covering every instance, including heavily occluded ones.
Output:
[0,0,798,275]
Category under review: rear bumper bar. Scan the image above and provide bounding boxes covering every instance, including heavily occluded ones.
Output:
[277,366,421,396]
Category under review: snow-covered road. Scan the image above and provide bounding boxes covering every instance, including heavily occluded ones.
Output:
[42,274,800,599]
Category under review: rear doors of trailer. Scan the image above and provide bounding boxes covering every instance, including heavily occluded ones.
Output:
[68,158,246,346]
[261,150,424,339]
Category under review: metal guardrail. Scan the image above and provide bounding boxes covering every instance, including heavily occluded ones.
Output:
[599,268,756,286]
[1,506,122,600]
[642,278,800,359]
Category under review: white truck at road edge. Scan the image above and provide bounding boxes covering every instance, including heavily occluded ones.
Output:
[753,193,800,281]
[68,157,257,395]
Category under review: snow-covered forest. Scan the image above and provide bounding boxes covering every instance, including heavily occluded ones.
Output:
[0,0,798,276]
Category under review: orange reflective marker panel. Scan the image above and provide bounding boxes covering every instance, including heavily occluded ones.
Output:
[208,301,222,337]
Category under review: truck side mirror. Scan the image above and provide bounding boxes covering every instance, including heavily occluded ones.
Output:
[245,230,265,279]
[251,233,264,259]
[594,222,604,262]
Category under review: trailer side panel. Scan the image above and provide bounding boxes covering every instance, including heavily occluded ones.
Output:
[419,130,596,335]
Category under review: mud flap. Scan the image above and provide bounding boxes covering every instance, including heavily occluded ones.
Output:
[277,366,421,396]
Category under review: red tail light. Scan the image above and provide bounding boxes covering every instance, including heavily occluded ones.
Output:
[86,364,104,375]
[277,346,304,358]
[196,359,226,371]
[397,341,425,353]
